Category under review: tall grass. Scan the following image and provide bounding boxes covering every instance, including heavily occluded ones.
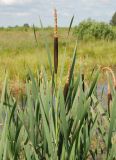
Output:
[0,28,116,84]
[54,9,58,74]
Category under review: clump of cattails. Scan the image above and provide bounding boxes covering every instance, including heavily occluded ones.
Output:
[54,8,58,74]
[64,65,71,101]
[102,67,116,114]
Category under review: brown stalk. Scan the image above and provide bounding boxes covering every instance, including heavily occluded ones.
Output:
[54,8,58,74]
[102,67,116,114]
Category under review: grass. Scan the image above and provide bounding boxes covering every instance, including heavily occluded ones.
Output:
[0,27,116,87]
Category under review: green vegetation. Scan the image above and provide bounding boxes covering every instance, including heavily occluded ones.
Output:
[74,20,116,40]
[0,27,116,87]
[0,49,116,159]
[110,12,116,26]
[0,17,116,159]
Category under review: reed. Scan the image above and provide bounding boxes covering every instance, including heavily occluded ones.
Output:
[54,8,58,74]
[102,67,116,113]
[107,79,112,115]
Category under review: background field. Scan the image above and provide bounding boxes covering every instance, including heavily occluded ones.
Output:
[0,27,116,87]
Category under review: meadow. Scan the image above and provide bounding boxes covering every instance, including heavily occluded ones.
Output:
[0,26,116,90]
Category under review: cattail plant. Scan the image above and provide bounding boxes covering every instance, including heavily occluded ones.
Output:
[54,8,58,74]
[102,67,116,89]
[102,67,116,114]
[107,78,112,115]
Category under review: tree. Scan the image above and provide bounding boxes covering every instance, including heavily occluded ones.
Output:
[110,12,116,26]
[23,23,30,28]
[23,23,30,32]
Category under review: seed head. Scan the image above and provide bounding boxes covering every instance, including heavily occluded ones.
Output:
[82,73,85,92]
[107,80,112,115]
[54,8,58,37]
[54,8,58,74]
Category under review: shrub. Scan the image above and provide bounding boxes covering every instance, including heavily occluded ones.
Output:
[110,12,116,26]
[74,19,116,40]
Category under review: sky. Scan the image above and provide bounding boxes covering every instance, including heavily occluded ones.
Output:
[0,0,115,27]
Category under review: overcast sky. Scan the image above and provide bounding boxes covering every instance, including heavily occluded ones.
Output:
[0,0,115,27]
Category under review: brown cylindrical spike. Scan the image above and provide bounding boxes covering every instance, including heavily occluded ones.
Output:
[54,9,58,74]
[82,74,85,92]
[54,8,58,37]
[101,67,116,116]
[107,82,112,116]
[54,37,58,74]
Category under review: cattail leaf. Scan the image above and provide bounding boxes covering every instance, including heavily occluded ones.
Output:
[41,67,48,88]
[107,93,116,157]
[39,17,52,75]
[39,93,54,157]
[0,112,8,159]
[60,143,66,160]
[3,139,8,160]
[24,145,32,160]
[108,143,116,160]
[70,98,90,152]
[14,121,22,145]
[26,82,35,146]
[33,24,38,46]
[9,101,17,127]
[60,16,75,81]
[60,49,66,81]
[49,107,56,145]
[24,144,38,160]
[59,88,68,149]
[65,42,77,104]
[0,74,8,107]
[68,15,74,36]
[72,73,81,101]
[69,41,77,83]
[40,83,51,122]
[28,68,38,99]
[87,70,99,98]
[69,141,75,160]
